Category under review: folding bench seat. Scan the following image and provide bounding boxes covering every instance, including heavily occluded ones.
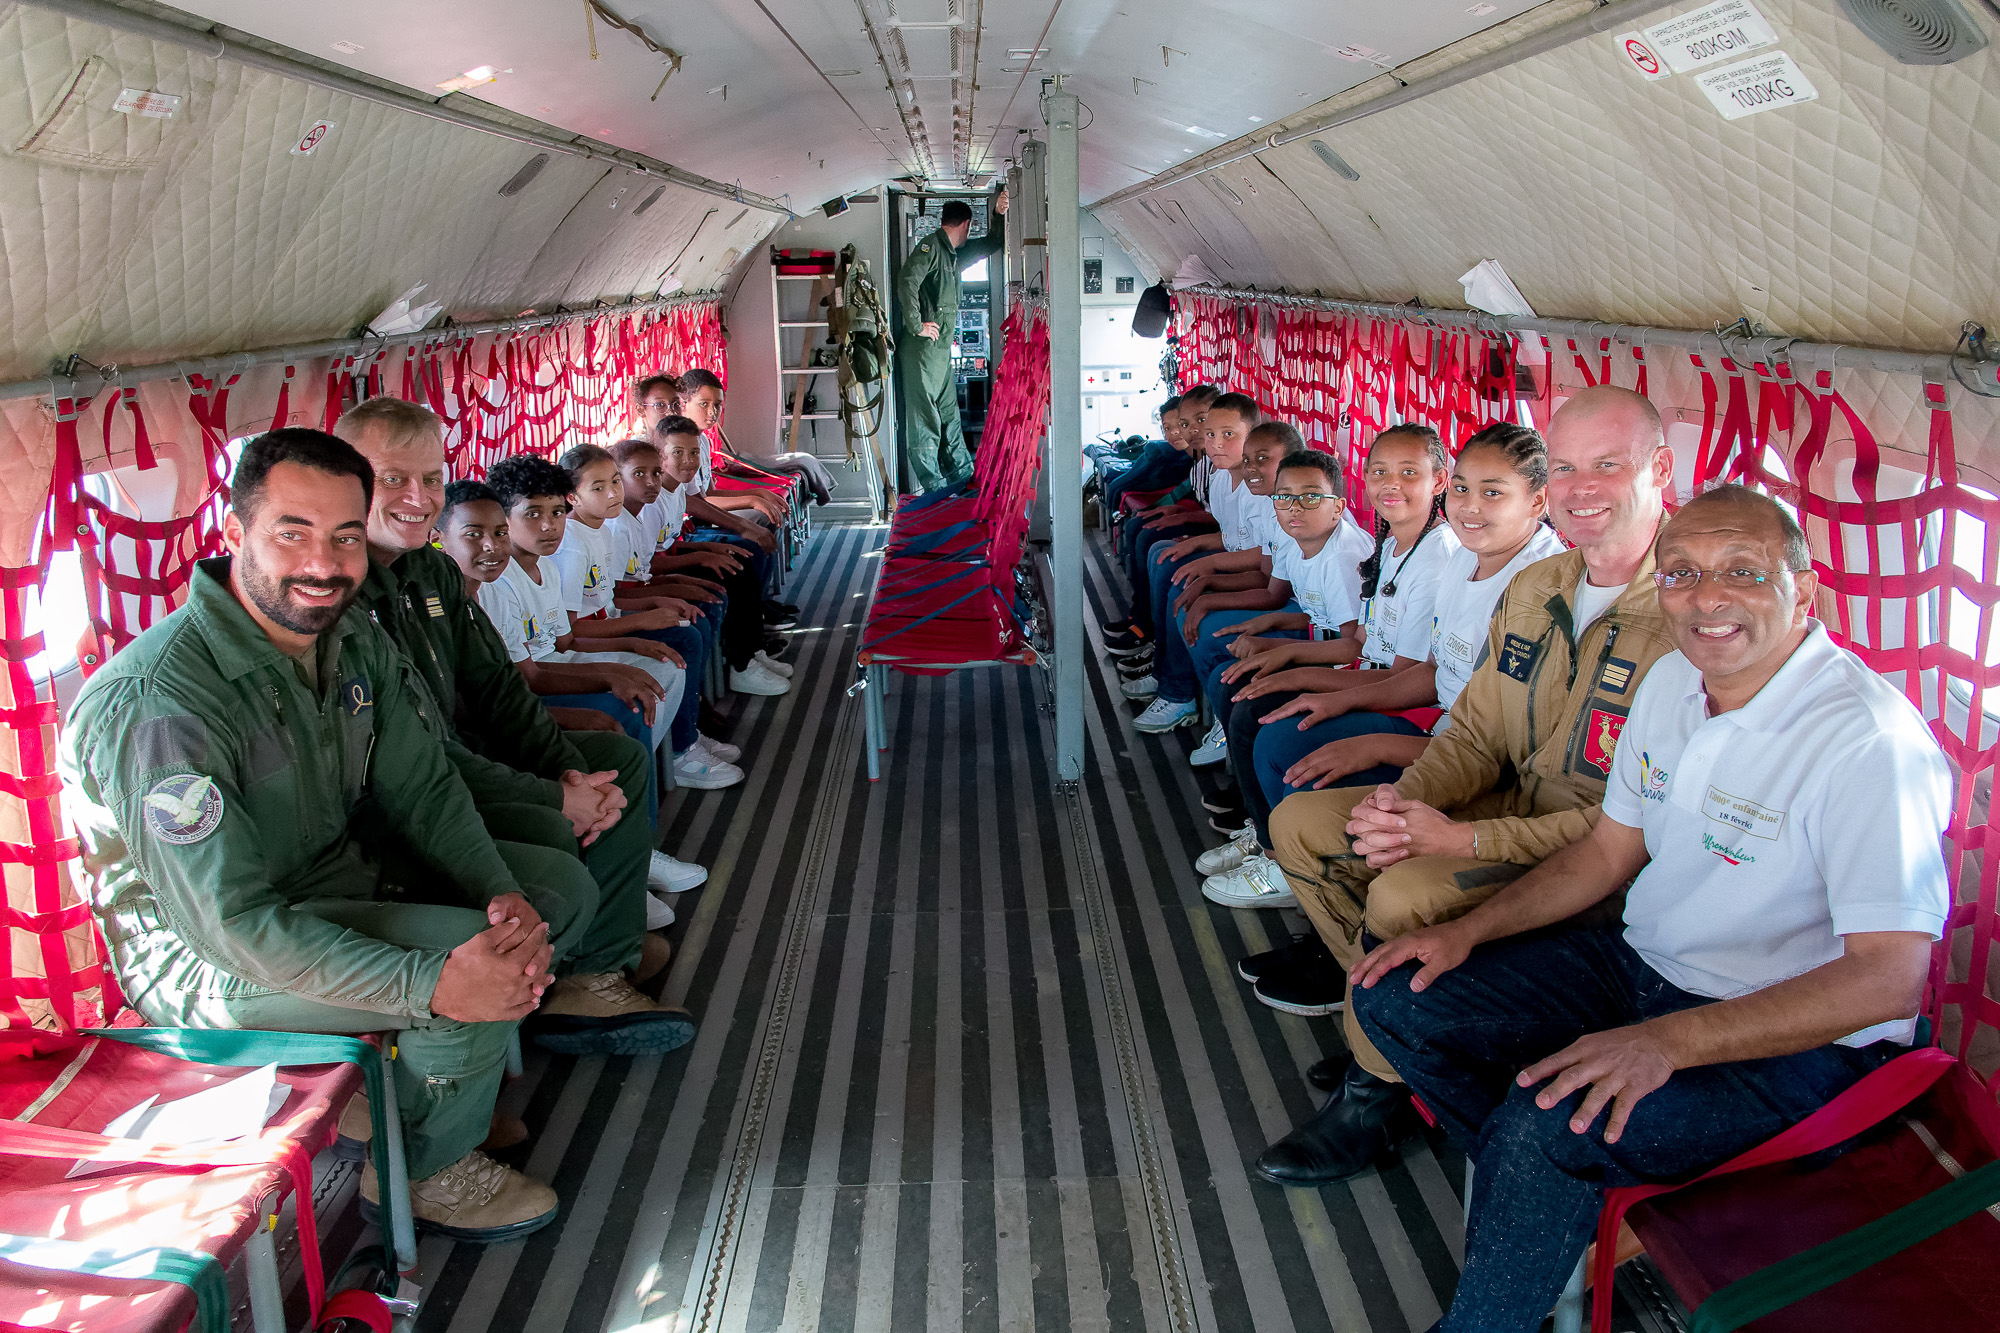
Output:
[0,1029,404,1333]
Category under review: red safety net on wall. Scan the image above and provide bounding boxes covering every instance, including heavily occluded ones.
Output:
[1174,292,1519,524]
[2,299,724,1050]
[1178,289,2000,1096]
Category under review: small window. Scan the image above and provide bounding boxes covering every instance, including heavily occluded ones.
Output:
[962,257,988,282]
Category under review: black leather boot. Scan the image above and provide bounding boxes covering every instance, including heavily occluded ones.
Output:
[1304,1052,1350,1092]
[1255,1062,1417,1186]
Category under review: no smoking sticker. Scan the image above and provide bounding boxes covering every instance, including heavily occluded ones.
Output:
[1616,32,1671,81]
[291,120,336,155]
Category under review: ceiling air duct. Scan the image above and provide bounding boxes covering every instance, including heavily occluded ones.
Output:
[1309,140,1361,182]
[498,152,551,196]
[1835,0,1988,63]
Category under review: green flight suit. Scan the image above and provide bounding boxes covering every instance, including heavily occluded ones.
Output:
[896,205,1005,493]
[60,558,597,1179]
[357,546,650,976]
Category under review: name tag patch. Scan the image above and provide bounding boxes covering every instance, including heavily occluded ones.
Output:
[1702,785,1785,840]
[1580,705,1628,777]
[1497,633,1540,682]
[143,773,224,845]
[1599,656,1637,694]
[342,675,374,717]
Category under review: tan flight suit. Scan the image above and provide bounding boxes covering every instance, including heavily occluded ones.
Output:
[1269,541,1678,1081]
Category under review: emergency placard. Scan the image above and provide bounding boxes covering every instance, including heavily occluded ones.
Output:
[1641,0,1778,74]
[1694,51,1820,121]
[112,88,181,118]
[1615,32,1672,80]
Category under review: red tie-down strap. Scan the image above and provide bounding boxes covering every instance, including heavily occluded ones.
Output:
[1569,336,1612,389]
[103,386,157,471]
[46,396,87,555]
[270,364,297,431]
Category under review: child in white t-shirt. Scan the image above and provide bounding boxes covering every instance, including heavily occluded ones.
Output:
[1256,421,1563,792]
[557,443,744,787]
[480,454,685,758]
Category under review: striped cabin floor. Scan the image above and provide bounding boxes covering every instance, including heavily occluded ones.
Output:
[387,521,1672,1333]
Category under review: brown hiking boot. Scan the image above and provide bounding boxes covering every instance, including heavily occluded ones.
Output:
[529,972,697,1056]
[360,1151,557,1243]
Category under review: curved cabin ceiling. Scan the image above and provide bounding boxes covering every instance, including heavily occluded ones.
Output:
[0,0,1994,383]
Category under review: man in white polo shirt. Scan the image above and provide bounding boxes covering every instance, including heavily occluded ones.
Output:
[1347,485,1952,1333]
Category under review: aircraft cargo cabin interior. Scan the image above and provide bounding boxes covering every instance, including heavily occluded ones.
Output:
[2,1,2000,1331]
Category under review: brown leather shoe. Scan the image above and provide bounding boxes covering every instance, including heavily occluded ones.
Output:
[529,973,697,1056]
[361,1151,557,1243]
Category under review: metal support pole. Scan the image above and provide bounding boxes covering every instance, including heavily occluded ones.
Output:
[1045,85,1084,783]
[244,1210,285,1333]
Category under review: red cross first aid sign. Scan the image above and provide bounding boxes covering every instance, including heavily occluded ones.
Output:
[1616,33,1671,81]
[291,120,336,156]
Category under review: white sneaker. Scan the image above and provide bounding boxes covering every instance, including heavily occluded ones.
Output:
[729,662,790,696]
[1195,823,1262,877]
[673,749,745,789]
[752,649,794,679]
[1133,697,1198,733]
[1189,720,1227,766]
[1201,855,1298,910]
[1120,673,1159,700]
[648,850,708,893]
[693,733,741,764]
[645,892,676,930]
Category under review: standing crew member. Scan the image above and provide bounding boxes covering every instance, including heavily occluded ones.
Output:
[895,188,1009,494]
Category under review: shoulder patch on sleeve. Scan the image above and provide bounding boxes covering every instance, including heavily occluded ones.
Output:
[1497,633,1541,683]
[142,773,224,844]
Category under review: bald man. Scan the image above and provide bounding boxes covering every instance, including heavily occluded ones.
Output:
[1346,485,1949,1332]
[1255,387,1682,1185]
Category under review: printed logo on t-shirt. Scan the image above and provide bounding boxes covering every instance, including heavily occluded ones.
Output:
[1579,704,1627,777]
[521,612,540,644]
[1637,750,1670,803]
[583,560,603,592]
[1702,831,1757,866]
[1497,632,1540,682]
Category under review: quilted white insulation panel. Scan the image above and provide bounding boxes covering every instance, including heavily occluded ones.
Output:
[1099,0,2000,356]
[0,2,785,382]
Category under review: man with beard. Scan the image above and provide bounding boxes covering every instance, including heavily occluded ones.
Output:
[57,429,638,1242]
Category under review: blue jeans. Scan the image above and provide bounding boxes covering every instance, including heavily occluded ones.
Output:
[1125,522,1199,634]
[1189,611,1305,736]
[693,526,777,598]
[1104,442,1190,514]
[1151,551,1208,702]
[1352,927,1901,1333]
[621,624,705,752]
[1231,705,1428,845]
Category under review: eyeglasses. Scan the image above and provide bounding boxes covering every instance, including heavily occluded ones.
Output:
[1272,492,1337,510]
[1652,567,1786,590]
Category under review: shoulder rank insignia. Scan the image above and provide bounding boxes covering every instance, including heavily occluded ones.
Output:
[1497,633,1540,683]
[425,595,444,618]
[1599,656,1637,694]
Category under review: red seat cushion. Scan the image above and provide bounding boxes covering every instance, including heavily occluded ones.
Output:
[1628,1065,2000,1331]
[0,1036,359,1333]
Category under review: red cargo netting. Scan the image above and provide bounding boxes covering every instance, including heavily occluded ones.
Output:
[1174,292,1519,523]
[4,298,725,1047]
